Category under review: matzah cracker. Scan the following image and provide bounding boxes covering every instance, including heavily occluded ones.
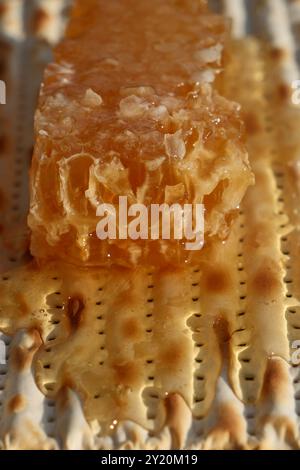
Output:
[0,0,300,450]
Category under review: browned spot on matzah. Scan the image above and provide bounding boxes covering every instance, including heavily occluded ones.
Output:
[7,394,26,413]
[214,316,231,344]
[14,292,30,317]
[202,267,230,293]
[66,295,85,332]
[113,362,140,387]
[213,316,230,361]
[121,317,142,341]
[159,341,185,370]
[251,262,281,299]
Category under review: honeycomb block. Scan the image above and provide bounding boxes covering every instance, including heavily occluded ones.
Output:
[29,0,253,267]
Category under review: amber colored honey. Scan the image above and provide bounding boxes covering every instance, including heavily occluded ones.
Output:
[29,0,253,267]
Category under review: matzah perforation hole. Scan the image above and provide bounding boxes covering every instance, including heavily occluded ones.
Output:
[144,272,155,404]
[288,309,297,314]
[233,328,246,334]
[44,383,55,392]
[237,311,246,317]
[195,374,204,381]
[47,335,57,342]
[271,166,299,420]
[93,285,106,365]
[189,268,207,414]
[235,209,252,398]
[194,396,205,403]
[240,358,251,363]
[244,375,255,381]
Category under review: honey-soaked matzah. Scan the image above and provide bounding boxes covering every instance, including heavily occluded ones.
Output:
[1,0,300,451]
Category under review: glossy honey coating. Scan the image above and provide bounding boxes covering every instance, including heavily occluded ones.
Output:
[29,0,253,267]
